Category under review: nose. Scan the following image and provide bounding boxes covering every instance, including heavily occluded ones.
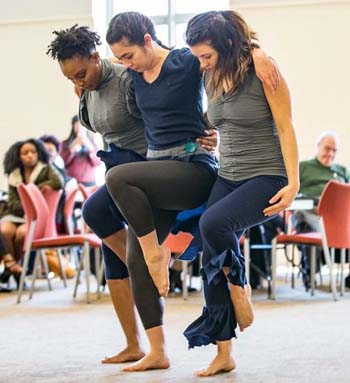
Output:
[123,61,132,69]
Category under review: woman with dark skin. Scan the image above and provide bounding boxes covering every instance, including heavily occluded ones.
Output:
[1,139,63,277]
[183,11,299,376]
[104,11,279,372]
[46,25,218,364]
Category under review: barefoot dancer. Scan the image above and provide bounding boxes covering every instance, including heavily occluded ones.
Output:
[184,11,299,377]
[105,12,279,372]
[46,25,218,364]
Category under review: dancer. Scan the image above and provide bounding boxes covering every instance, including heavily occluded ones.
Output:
[46,25,218,364]
[183,10,299,376]
[105,11,279,371]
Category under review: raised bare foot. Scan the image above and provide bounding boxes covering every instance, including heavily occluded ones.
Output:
[101,346,145,364]
[229,283,254,332]
[145,246,171,297]
[196,354,236,377]
[122,351,170,372]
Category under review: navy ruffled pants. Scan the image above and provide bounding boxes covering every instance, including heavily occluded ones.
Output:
[184,174,288,348]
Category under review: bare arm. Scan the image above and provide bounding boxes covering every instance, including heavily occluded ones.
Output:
[262,74,299,216]
[252,48,280,93]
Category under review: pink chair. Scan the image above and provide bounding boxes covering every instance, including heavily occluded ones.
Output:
[17,184,101,303]
[63,187,81,235]
[41,187,63,237]
[271,181,350,300]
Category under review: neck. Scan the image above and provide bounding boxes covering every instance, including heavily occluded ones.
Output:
[147,45,169,72]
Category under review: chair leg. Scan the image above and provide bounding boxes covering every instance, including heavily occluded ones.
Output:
[340,248,345,296]
[73,254,83,299]
[244,238,250,284]
[310,247,316,296]
[40,250,52,291]
[319,220,337,301]
[29,251,40,299]
[182,261,188,301]
[271,238,277,300]
[57,249,67,288]
[83,241,91,304]
[17,248,32,304]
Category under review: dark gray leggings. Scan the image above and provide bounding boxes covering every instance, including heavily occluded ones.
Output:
[106,160,215,329]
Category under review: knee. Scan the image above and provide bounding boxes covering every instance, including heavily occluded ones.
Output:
[105,166,127,197]
[0,224,15,239]
[81,195,98,228]
[15,225,27,241]
[199,211,219,239]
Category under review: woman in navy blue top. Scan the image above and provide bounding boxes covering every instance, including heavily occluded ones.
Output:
[105,11,279,372]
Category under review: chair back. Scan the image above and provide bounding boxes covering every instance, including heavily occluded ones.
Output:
[18,184,50,249]
[164,232,193,254]
[317,180,350,248]
[78,184,99,201]
[41,188,63,237]
[63,187,80,235]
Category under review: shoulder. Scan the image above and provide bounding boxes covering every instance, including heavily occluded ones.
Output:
[168,48,199,69]
[332,162,349,176]
[300,158,316,168]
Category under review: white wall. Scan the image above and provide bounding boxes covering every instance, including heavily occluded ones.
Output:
[0,0,93,189]
[230,0,350,166]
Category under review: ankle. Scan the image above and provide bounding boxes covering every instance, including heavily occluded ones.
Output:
[217,340,232,356]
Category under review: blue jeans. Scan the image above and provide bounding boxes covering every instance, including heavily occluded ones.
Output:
[184,174,288,348]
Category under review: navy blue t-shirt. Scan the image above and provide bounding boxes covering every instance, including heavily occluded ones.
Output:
[129,48,207,150]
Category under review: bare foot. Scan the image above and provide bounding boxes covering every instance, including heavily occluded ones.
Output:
[229,284,254,332]
[196,354,236,377]
[101,346,145,364]
[122,351,170,372]
[145,246,171,297]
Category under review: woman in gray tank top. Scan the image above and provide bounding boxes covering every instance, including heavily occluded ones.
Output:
[184,11,299,377]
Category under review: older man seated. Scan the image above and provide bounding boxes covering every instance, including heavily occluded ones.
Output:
[293,131,349,288]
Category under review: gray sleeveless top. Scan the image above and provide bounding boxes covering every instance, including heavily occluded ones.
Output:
[205,66,287,181]
[79,59,147,155]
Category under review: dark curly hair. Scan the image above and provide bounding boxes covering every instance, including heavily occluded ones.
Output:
[46,24,101,61]
[3,139,50,175]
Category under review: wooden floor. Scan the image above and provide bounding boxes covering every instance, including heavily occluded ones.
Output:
[1,276,350,383]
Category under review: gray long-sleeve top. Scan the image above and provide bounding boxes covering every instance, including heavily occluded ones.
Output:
[79,59,147,155]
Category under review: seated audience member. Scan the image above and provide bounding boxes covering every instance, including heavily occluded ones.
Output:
[0,139,63,267]
[40,134,77,232]
[60,115,100,186]
[0,231,22,289]
[293,131,349,288]
[40,134,67,181]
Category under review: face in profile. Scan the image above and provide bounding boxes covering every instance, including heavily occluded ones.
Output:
[317,137,338,167]
[189,43,219,72]
[109,37,153,72]
[59,53,101,91]
[20,143,38,168]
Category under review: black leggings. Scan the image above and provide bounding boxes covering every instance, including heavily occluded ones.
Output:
[106,160,215,329]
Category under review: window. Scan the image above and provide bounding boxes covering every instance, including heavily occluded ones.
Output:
[109,0,229,46]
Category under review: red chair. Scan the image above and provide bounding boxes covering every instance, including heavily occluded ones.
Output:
[41,188,63,237]
[17,184,101,304]
[63,187,81,235]
[271,181,350,300]
[164,232,193,300]
[78,183,99,200]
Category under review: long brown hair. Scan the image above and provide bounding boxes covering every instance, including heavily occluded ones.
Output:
[186,10,258,99]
